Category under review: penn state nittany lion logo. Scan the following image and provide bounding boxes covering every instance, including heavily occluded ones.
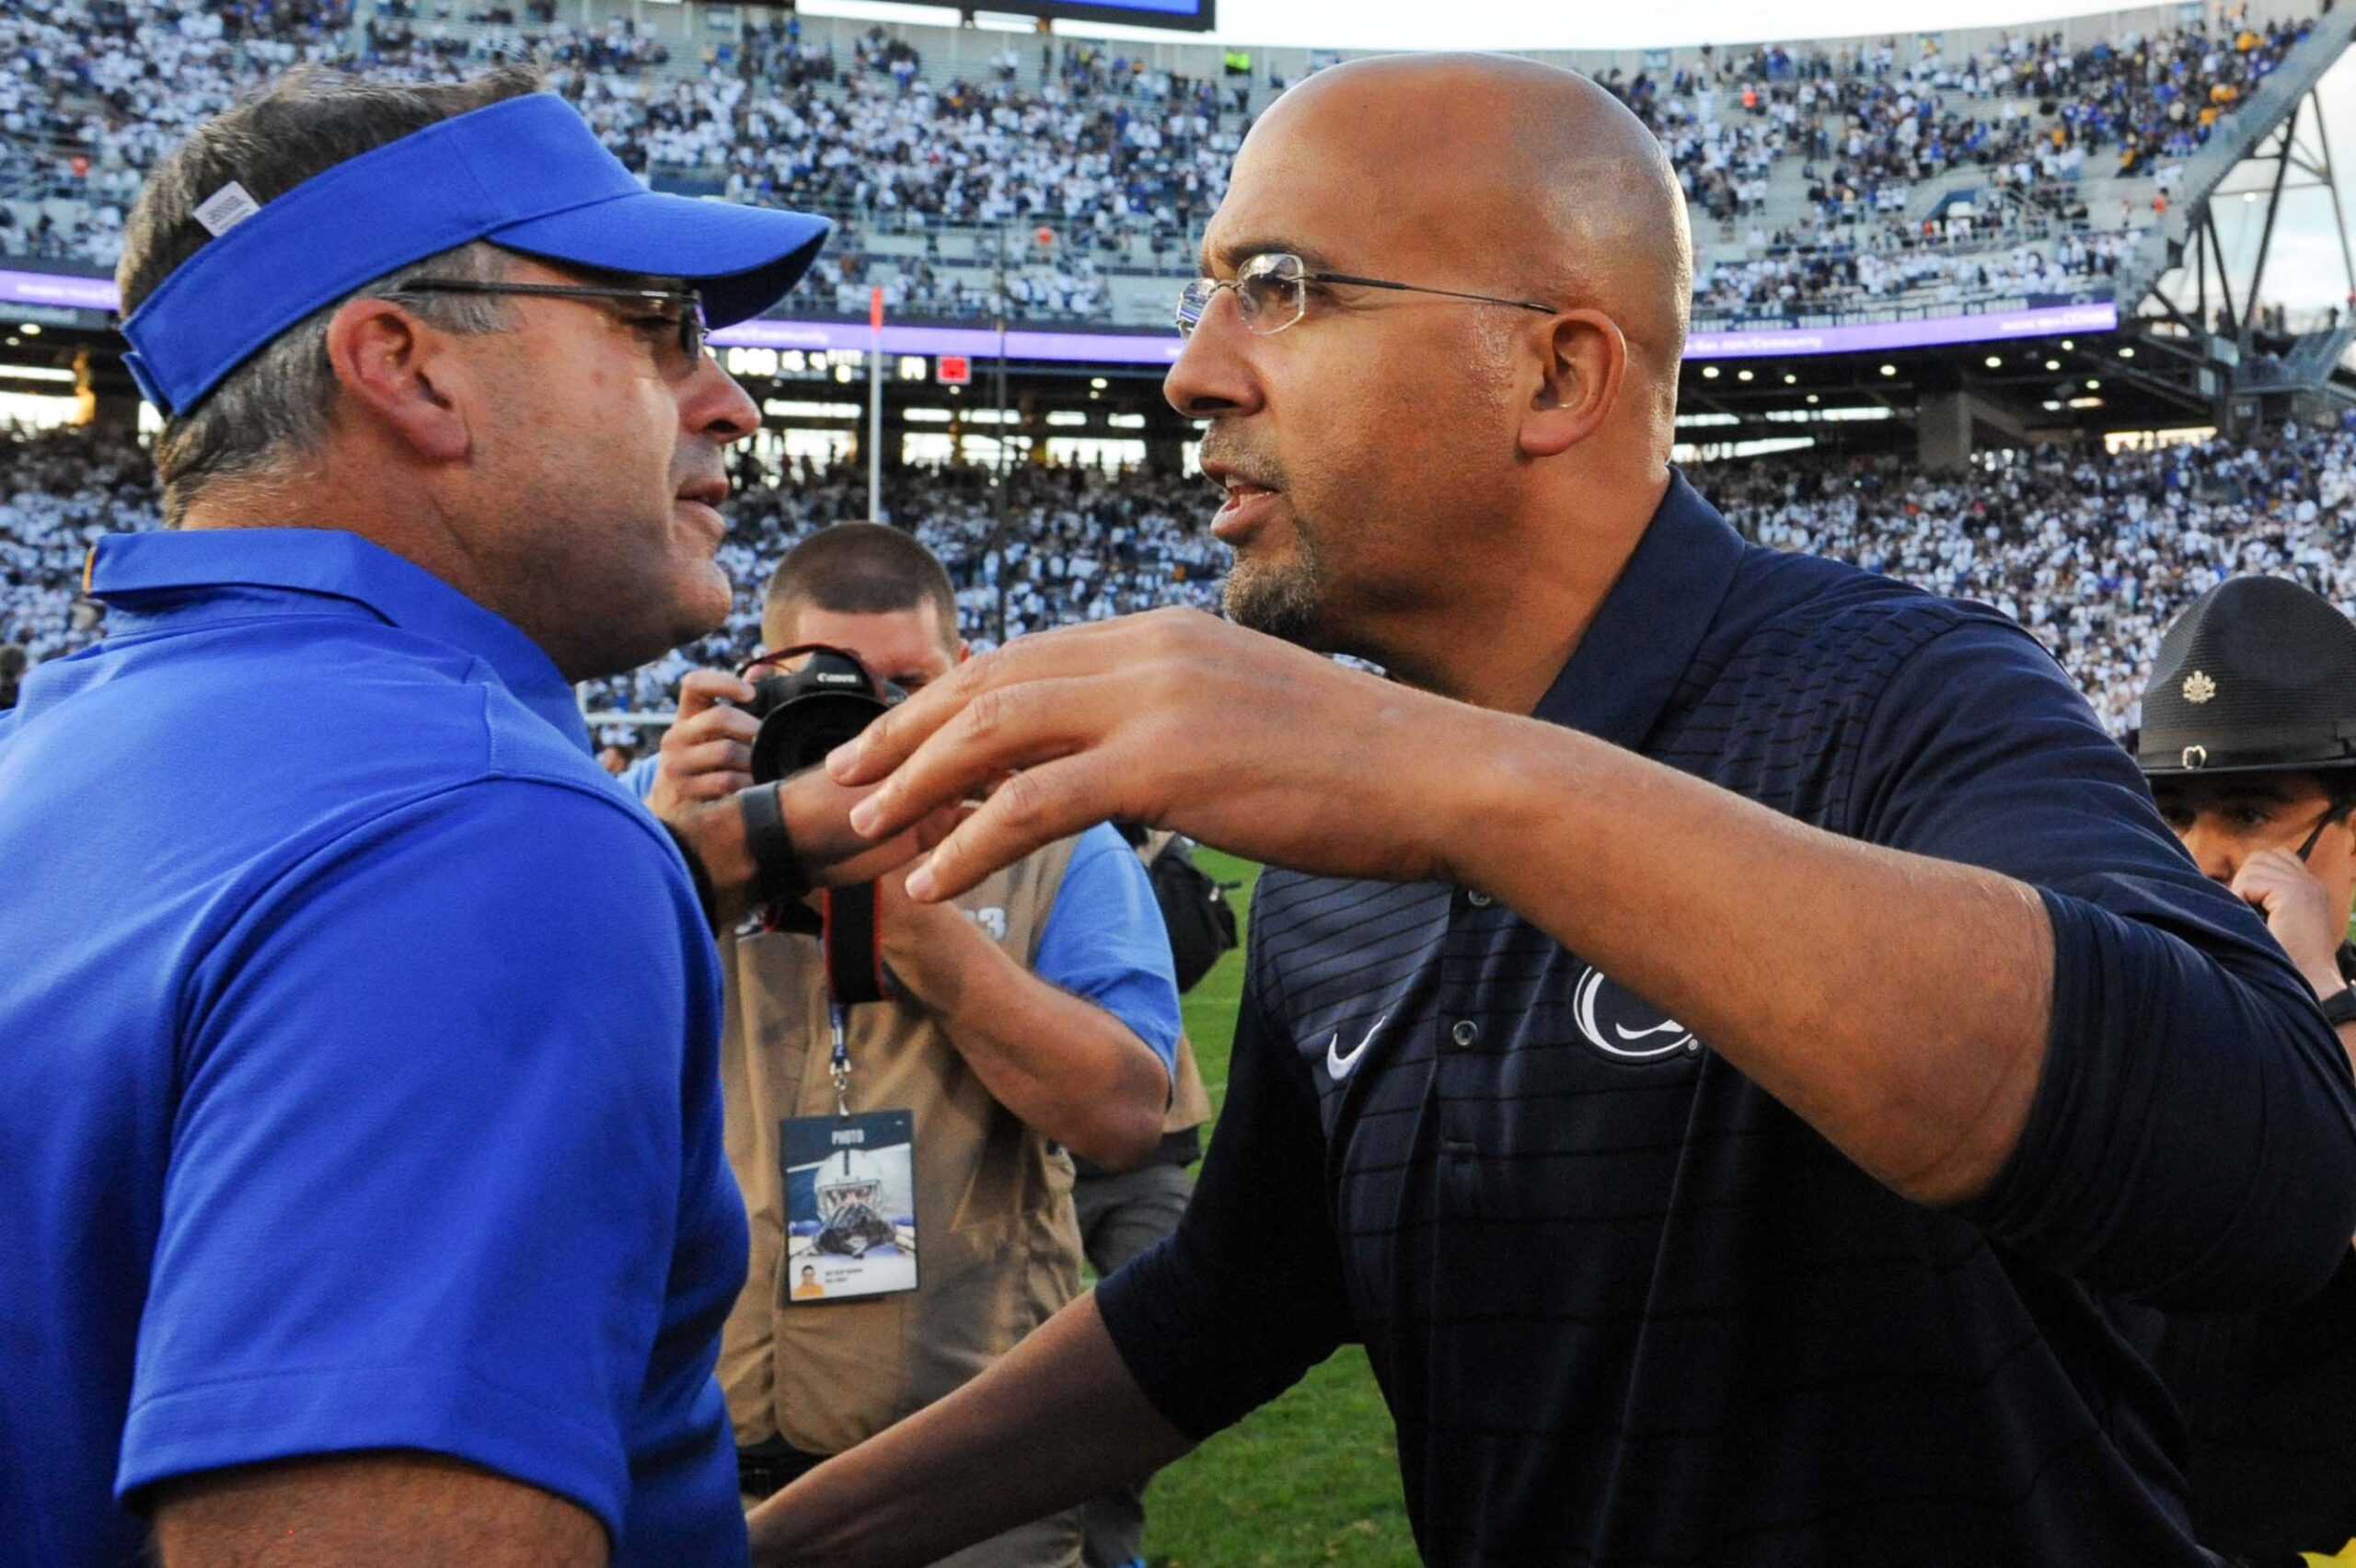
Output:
[1572,967,1699,1061]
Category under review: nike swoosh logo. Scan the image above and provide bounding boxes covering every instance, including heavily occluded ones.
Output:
[1325,1014,1389,1080]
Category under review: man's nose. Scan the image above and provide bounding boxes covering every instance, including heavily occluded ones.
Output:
[687,358,762,444]
[1163,294,1263,421]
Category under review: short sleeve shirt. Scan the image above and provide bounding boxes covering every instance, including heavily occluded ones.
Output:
[0,528,748,1566]
[1097,474,2356,1566]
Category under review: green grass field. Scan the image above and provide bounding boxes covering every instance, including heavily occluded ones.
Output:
[1135,850,1421,1567]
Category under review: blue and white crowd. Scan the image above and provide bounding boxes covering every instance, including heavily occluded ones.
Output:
[11,419,2356,744]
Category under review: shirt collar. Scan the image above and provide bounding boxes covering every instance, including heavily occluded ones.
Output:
[84,527,590,751]
[1530,470,1748,751]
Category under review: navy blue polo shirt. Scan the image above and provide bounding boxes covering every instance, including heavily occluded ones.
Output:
[0,528,748,1566]
[1097,475,2356,1566]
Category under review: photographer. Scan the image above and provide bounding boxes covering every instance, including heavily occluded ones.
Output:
[641,524,1180,1568]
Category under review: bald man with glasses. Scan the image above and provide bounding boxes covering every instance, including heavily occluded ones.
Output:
[754,54,2356,1568]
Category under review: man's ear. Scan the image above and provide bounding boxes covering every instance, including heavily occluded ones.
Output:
[322,295,473,464]
[1519,309,1626,460]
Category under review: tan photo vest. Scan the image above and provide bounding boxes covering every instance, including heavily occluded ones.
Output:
[716,836,1085,1457]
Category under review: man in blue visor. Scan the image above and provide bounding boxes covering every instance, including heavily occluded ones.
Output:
[0,65,905,1566]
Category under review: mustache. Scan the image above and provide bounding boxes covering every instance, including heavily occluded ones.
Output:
[1198,437,1285,491]
[672,466,731,505]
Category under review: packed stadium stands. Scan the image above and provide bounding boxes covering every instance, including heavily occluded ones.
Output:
[5,4,2354,753]
[9,419,2354,744]
[0,0,2329,332]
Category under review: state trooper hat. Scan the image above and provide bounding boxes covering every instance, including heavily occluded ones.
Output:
[2139,575,2356,778]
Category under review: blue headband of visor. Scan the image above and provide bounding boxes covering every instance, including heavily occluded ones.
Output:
[121,92,831,415]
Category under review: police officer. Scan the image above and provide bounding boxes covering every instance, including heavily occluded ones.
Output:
[2141,576,2356,1044]
[2140,575,2356,1565]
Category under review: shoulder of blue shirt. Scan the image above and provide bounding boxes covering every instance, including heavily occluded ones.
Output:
[6,536,741,1553]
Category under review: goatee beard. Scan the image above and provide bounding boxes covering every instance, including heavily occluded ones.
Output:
[1222,538,1326,647]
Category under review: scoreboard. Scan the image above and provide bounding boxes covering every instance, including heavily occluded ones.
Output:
[979,0,1215,31]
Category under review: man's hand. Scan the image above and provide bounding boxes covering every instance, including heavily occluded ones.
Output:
[644,669,759,824]
[645,668,946,921]
[2230,847,2350,998]
[827,609,1465,901]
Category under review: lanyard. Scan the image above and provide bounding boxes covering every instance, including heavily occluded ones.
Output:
[828,1000,852,1118]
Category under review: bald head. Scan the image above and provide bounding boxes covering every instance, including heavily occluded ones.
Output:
[1168,52,1689,691]
[1226,53,1690,411]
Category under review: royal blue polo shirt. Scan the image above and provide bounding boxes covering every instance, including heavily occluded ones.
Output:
[0,528,748,1566]
[1097,473,2356,1566]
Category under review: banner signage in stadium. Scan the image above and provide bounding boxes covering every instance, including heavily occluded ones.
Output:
[0,268,2118,368]
[1687,302,2120,361]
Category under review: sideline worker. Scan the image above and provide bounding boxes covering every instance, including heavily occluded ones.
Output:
[2139,576,2356,1567]
[0,67,900,1566]
[763,53,2356,1567]
[640,525,1181,1567]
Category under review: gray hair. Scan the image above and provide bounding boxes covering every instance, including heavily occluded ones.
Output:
[118,66,545,525]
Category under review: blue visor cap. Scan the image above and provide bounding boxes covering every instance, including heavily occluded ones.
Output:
[120,92,831,415]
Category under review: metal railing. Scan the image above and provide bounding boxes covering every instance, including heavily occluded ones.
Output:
[2113,3,2356,307]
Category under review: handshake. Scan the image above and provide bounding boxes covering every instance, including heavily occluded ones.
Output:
[646,648,937,929]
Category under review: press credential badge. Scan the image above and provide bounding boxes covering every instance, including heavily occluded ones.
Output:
[780,1110,918,1304]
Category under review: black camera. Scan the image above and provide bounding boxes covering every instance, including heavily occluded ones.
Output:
[742,644,908,785]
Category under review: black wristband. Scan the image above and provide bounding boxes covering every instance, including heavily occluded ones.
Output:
[2323,986,2356,1028]
[739,779,809,906]
[661,823,722,935]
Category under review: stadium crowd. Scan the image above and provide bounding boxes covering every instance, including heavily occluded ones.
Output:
[0,1,2324,327]
[1634,9,2312,225]
[9,417,2356,744]
[1721,420,2356,734]
[1694,225,2132,315]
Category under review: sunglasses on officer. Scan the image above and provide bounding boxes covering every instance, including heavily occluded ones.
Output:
[2293,797,2356,862]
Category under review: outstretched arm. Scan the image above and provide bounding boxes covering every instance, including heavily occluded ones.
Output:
[754,936,1346,1566]
[829,609,2047,1205]
[747,1294,1191,1568]
[829,606,2356,1304]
